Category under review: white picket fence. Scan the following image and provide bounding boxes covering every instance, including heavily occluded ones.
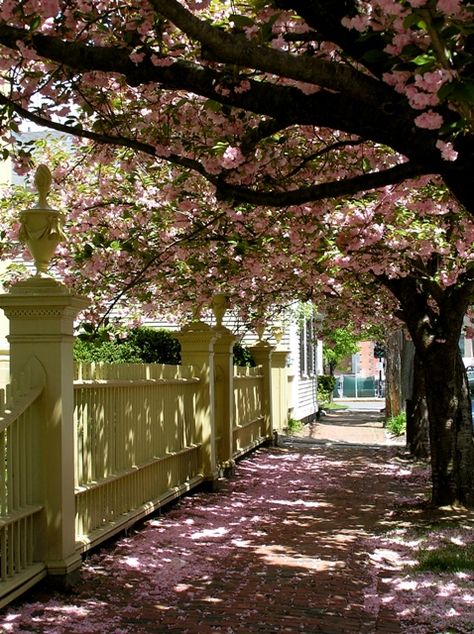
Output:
[72,361,270,551]
[0,360,47,607]
[73,362,204,550]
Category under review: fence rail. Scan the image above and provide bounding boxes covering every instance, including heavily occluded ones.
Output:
[0,360,47,608]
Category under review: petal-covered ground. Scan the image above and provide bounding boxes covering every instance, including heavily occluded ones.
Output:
[0,433,472,633]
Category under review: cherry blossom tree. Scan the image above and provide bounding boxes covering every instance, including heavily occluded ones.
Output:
[0,1,473,506]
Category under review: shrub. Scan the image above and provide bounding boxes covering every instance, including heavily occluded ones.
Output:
[317,374,336,404]
[74,326,181,364]
[287,416,302,433]
[233,342,256,367]
[73,335,142,363]
[74,325,256,367]
[386,411,406,436]
[125,327,182,364]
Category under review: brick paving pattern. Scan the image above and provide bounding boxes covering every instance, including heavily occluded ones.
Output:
[2,408,417,633]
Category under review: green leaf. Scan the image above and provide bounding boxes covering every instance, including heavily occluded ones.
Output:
[451,81,474,105]
[29,15,42,31]
[204,99,222,112]
[260,12,280,42]
[250,0,271,10]
[412,53,435,66]
[403,13,427,31]
[229,14,254,29]
[438,81,456,101]
[212,140,228,154]
[439,80,474,105]
[82,243,94,257]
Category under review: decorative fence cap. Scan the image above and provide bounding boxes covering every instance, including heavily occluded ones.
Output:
[271,326,283,343]
[19,164,65,278]
[211,293,230,327]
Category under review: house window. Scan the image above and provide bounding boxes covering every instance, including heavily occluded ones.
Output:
[299,318,317,377]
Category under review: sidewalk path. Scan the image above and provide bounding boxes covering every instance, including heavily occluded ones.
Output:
[290,408,406,447]
[1,416,421,633]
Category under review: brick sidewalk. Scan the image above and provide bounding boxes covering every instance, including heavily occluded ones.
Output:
[1,417,416,634]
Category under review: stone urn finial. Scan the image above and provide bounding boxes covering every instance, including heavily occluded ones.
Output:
[19,164,65,277]
[272,325,283,344]
[211,293,230,327]
[255,322,265,341]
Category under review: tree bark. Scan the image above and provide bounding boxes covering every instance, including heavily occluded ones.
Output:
[423,343,474,506]
[385,330,403,420]
[406,352,430,460]
[401,337,415,406]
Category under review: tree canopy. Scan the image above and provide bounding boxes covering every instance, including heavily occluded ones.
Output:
[0,1,472,209]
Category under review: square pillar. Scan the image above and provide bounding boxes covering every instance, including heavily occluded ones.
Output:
[177,321,219,483]
[250,340,275,441]
[271,349,289,433]
[213,327,236,474]
[0,277,88,578]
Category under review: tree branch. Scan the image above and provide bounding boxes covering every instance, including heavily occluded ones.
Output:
[148,0,387,104]
[215,161,429,205]
[0,93,430,207]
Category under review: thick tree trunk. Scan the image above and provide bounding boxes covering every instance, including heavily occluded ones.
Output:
[424,343,474,507]
[379,274,474,507]
[406,352,430,460]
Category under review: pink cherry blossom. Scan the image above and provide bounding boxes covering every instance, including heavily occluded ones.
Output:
[437,0,462,15]
[436,140,458,161]
[414,110,444,129]
[221,146,245,169]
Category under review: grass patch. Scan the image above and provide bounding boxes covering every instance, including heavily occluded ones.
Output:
[386,411,406,436]
[320,402,349,411]
[416,542,474,573]
[287,417,303,433]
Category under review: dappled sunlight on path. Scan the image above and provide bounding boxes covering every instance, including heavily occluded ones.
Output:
[1,413,470,633]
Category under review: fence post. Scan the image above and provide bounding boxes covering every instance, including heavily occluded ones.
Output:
[270,349,289,434]
[177,319,220,486]
[250,338,275,442]
[211,295,236,475]
[0,283,88,579]
[0,165,88,581]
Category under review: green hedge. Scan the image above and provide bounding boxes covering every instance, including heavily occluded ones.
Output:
[74,327,180,364]
[74,326,255,367]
